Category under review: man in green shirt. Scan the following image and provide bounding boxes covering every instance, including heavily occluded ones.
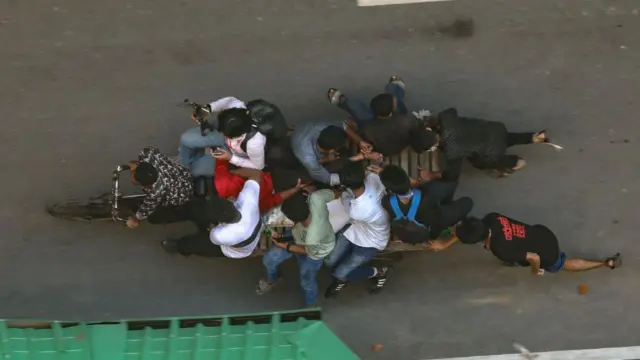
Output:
[256,189,339,307]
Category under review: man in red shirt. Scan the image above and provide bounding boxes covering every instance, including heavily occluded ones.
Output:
[214,159,307,213]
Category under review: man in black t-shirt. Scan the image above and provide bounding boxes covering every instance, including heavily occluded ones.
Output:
[376,165,473,246]
[428,212,621,275]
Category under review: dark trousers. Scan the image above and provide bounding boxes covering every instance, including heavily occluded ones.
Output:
[441,132,534,181]
[175,230,225,257]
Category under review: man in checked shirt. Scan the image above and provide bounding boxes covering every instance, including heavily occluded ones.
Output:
[126,146,194,228]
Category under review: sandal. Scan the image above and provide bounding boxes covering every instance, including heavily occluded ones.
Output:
[606,253,622,269]
[327,88,345,106]
[388,76,405,90]
[533,129,549,144]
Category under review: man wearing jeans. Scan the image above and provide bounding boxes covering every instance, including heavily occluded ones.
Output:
[256,190,340,307]
[327,76,435,157]
[324,162,392,298]
[178,96,245,177]
[327,76,408,128]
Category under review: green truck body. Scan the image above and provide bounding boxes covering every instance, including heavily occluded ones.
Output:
[0,309,359,360]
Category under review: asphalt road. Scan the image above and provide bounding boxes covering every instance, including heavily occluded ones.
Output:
[1,0,640,358]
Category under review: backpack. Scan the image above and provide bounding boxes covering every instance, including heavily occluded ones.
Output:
[389,189,432,244]
[240,99,289,152]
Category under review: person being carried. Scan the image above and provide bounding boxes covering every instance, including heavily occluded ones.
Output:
[426,108,553,181]
[161,168,264,259]
[256,189,340,307]
[428,212,622,275]
[290,121,382,187]
[375,164,473,246]
[126,146,194,229]
[327,76,408,128]
[328,77,436,156]
[324,162,392,298]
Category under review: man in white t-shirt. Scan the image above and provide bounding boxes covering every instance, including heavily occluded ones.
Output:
[160,168,263,259]
[178,96,248,177]
[323,162,392,298]
[210,100,268,171]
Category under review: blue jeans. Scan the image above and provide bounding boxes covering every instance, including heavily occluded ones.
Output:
[324,233,378,282]
[339,82,408,127]
[179,127,226,177]
[262,245,324,306]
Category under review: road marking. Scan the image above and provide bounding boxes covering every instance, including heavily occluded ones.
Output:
[357,0,452,7]
[425,345,640,360]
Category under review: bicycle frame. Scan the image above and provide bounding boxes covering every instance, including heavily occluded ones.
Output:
[110,164,145,222]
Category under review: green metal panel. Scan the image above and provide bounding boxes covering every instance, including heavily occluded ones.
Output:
[0,310,359,360]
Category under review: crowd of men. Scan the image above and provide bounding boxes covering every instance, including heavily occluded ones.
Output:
[124,76,621,307]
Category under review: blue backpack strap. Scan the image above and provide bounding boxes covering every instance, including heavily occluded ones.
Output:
[389,194,406,220]
[407,189,422,222]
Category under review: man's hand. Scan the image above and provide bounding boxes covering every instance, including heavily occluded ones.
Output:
[270,237,287,249]
[366,164,383,174]
[359,141,373,153]
[302,183,318,196]
[126,217,140,229]
[128,161,138,170]
[209,148,232,161]
[426,240,448,252]
[363,152,383,161]
[332,188,343,199]
[418,168,441,181]
[296,178,311,190]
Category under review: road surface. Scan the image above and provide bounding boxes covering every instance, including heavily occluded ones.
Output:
[1,0,639,358]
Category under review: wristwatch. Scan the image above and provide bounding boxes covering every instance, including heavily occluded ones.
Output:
[286,243,292,252]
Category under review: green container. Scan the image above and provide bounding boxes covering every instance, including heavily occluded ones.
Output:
[0,309,359,360]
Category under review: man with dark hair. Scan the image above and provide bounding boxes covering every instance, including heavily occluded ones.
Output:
[327,76,408,127]
[290,121,382,186]
[256,189,340,307]
[328,77,436,156]
[212,107,267,170]
[376,164,473,245]
[126,146,194,229]
[426,108,553,180]
[179,96,246,176]
[428,213,621,275]
[161,167,265,259]
[324,162,392,298]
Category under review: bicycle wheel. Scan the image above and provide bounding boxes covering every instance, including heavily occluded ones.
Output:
[46,193,113,222]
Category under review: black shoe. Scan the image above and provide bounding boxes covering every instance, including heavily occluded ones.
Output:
[324,280,348,299]
[369,266,392,295]
[161,238,179,254]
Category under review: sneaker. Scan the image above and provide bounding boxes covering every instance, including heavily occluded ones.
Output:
[161,238,179,254]
[369,266,392,295]
[388,76,405,90]
[324,280,348,299]
[255,278,280,295]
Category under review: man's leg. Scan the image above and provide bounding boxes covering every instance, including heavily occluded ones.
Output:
[179,127,225,176]
[296,255,324,306]
[422,180,459,205]
[147,204,191,225]
[506,130,548,148]
[256,245,293,295]
[162,231,225,257]
[560,252,621,272]
[324,233,353,270]
[326,244,390,298]
[440,158,463,183]
[438,196,474,227]
[327,88,374,126]
[384,76,408,115]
